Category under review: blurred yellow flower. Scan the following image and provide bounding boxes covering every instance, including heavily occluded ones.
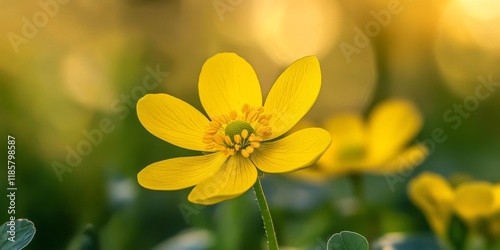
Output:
[296,99,427,178]
[409,172,500,239]
[408,172,454,236]
[491,185,500,238]
[136,53,331,205]
[495,185,500,210]
[453,182,497,222]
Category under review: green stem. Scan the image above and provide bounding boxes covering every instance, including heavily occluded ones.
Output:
[253,178,279,250]
[349,174,365,206]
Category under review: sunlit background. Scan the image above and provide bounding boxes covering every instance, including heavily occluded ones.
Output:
[1,0,500,249]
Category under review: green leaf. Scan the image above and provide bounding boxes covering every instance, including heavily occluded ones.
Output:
[0,219,36,250]
[327,231,369,250]
[67,224,102,250]
[447,214,468,250]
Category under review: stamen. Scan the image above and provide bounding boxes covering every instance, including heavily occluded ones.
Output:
[241,149,250,158]
[245,146,254,154]
[209,122,221,130]
[202,104,273,157]
[229,110,238,120]
[214,135,224,144]
[206,128,218,134]
[241,129,249,139]
[247,111,258,123]
[257,127,271,137]
[203,135,214,141]
[224,135,232,145]
[220,115,229,124]
[250,141,260,148]
[234,135,242,144]
[242,104,250,113]
[249,134,262,142]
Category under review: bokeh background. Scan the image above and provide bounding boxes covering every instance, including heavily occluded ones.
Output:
[1,0,500,249]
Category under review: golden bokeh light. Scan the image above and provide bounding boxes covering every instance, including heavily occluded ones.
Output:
[458,0,500,20]
[434,1,500,97]
[250,0,342,65]
[313,44,377,118]
[61,46,117,111]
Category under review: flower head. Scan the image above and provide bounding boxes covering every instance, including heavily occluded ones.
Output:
[408,172,455,236]
[294,99,428,179]
[409,172,500,239]
[136,53,331,205]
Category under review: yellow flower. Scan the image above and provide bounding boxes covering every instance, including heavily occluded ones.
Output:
[490,184,500,237]
[296,99,427,178]
[136,53,331,205]
[409,172,500,238]
[453,182,497,222]
[408,172,455,236]
[495,184,500,211]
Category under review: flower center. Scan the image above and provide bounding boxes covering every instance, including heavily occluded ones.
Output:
[338,145,365,162]
[224,121,255,142]
[202,104,272,158]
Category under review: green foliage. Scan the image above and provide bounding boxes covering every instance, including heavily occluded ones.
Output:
[327,231,369,250]
[0,219,36,250]
[67,224,100,250]
[447,214,469,250]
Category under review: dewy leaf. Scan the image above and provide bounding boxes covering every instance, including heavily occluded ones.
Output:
[327,231,369,250]
[0,219,36,250]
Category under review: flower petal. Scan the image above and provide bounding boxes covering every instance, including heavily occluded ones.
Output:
[188,155,257,205]
[137,152,228,190]
[198,53,262,118]
[373,144,429,174]
[289,166,330,182]
[137,93,210,151]
[320,114,367,171]
[453,182,496,221]
[366,99,422,164]
[250,128,331,173]
[264,56,321,140]
[296,115,366,177]
[408,172,454,236]
[290,118,352,179]
[495,184,500,211]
